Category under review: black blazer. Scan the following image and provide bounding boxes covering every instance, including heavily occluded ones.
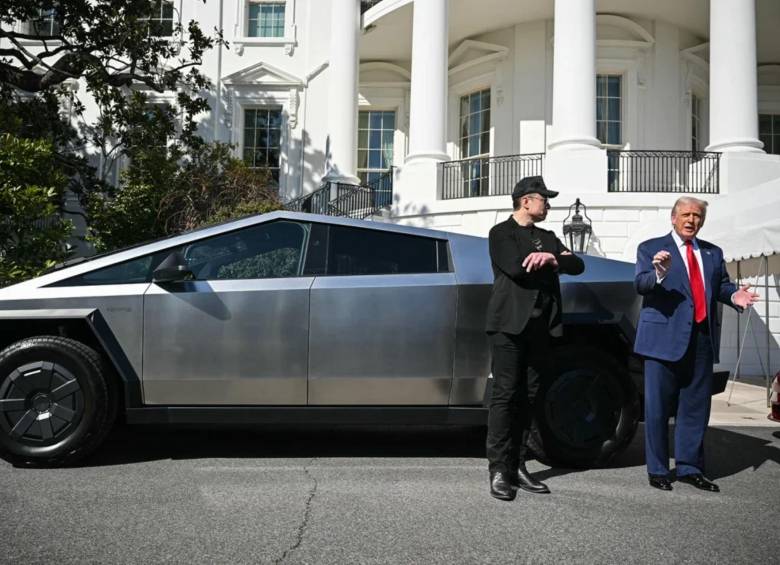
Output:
[486,216,585,336]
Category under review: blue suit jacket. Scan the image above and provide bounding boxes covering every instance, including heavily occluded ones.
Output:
[633,233,738,363]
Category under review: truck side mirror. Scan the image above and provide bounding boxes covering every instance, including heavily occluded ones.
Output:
[152,251,193,283]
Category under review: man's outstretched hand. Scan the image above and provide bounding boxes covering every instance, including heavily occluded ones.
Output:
[733,284,760,309]
[522,252,558,272]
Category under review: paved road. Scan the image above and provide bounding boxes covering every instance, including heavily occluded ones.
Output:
[1,424,778,564]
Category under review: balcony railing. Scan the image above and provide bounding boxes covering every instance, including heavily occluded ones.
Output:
[284,168,393,218]
[606,150,720,194]
[440,153,545,200]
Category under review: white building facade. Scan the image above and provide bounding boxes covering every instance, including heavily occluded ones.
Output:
[10,0,780,379]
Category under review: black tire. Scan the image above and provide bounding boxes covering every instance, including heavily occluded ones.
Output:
[0,336,116,466]
[529,345,639,468]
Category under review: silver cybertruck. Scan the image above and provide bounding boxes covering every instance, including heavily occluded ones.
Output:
[0,211,642,467]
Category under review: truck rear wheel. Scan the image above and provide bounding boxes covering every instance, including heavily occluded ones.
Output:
[529,345,639,468]
[0,336,115,466]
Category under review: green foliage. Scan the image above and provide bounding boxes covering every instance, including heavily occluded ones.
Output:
[88,141,282,252]
[0,134,72,286]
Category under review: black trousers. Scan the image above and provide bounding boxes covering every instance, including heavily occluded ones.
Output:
[486,316,552,474]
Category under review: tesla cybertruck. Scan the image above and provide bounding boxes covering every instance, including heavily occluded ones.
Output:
[0,211,642,466]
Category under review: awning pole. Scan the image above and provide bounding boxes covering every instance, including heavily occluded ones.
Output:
[766,254,771,407]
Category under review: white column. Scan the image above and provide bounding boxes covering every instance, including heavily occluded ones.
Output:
[324,0,360,184]
[544,0,604,194]
[406,0,448,163]
[707,0,763,153]
[548,0,600,150]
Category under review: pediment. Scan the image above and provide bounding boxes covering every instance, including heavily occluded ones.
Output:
[448,40,509,75]
[223,61,303,87]
[682,43,709,72]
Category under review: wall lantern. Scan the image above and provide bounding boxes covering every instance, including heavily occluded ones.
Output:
[562,198,593,254]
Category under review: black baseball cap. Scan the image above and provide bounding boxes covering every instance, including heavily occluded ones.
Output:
[511,176,559,199]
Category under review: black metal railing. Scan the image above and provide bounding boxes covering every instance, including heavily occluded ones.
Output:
[361,0,384,14]
[440,153,545,200]
[606,150,720,194]
[284,168,393,218]
[284,183,332,215]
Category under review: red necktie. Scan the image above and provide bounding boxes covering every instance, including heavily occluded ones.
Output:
[685,240,706,323]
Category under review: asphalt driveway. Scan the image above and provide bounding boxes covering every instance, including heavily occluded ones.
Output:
[1,423,778,564]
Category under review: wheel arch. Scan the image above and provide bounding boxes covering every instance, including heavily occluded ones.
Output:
[0,309,142,411]
[560,321,644,403]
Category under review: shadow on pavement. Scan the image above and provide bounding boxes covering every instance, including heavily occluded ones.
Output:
[74,423,779,477]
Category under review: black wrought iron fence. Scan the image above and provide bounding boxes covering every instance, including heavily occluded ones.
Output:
[284,184,331,215]
[606,150,720,194]
[284,168,393,218]
[440,153,545,200]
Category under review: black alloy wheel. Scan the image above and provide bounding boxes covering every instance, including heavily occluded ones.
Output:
[0,360,85,445]
[0,336,115,466]
[529,346,640,468]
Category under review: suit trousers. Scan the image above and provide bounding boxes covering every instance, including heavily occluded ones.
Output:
[486,316,552,474]
[644,322,714,477]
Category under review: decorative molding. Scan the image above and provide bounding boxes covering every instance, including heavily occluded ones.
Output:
[448,40,509,76]
[596,14,655,48]
[682,43,710,74]
[288,88,300,128]
[223,61,304,87]
[359,61,411,88]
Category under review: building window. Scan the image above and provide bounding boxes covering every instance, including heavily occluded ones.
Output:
[243,108,282,183]
[596,75,622,145]
[459,88,491,196]
[357,111,394,185]
[691,94,702,151]
[759,114,780,155]
[24,7,60,36]
[146,0,175,37]
[248,1,286,38]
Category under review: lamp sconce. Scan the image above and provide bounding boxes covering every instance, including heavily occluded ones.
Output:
[562,198,593,254]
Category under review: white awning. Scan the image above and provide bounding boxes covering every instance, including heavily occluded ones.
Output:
[702,176,780,262]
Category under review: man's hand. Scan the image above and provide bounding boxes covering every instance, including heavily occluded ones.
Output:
[522,252,558,272]
[733,284,760,309]
[652,250,672,279]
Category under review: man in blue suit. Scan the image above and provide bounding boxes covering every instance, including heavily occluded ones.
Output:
[634,196,759,492]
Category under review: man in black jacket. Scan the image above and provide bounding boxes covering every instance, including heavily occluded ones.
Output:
[486,175,585,501]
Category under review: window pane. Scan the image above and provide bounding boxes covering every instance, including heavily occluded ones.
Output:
[608,98,620,121]
[481,91,491,110]
[53,255,159,286]
[596,76,607,97]
[469,112,481,135]
[327,226,439,275]
[773,115,780,131]
[383,112,395,129]
[358,112,368,129]
[369,150,381,168]
[608,76,621,97]
[369,130,381,149]
[182,221,307,280]
[597,122,607,143]
[369,112,382,129]
[607,122,621,144]
[269,111,282,127]
[460,96,469,116]
[597,98,606,121]
[358,129,368,148]
[357,149,368,169]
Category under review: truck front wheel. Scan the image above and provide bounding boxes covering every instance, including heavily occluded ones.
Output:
[529,345,639,468]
